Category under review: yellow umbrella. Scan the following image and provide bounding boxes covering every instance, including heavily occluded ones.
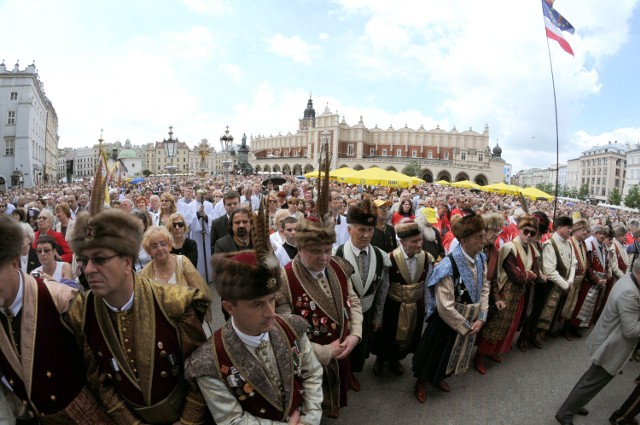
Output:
[303,167,357,180]
[521,186,554,200]
[385,170,426,186]
[482,182,523,195]
[451,180,481,190]
[342,167,417,188]
[330,167,357,181]
[435,180,451,186]
[303,170,324,178]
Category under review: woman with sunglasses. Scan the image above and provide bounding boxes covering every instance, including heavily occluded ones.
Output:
[166,212,198,269]
[32,209,73,263]
[474,214,541,374]
[32,235,73,281]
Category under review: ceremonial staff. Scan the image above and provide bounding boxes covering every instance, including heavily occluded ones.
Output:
[196,188,210,283]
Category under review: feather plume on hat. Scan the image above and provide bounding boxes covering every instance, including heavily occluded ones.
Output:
[212,195,281,301]
[295,133,337,248]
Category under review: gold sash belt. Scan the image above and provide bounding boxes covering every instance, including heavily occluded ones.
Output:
[387,282,424,343]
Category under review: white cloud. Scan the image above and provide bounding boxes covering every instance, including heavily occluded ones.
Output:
[319,32,330,40]
[331,0,640,172]
[180,0,228,15]
[266,33,319,64]
[223,63,245,83]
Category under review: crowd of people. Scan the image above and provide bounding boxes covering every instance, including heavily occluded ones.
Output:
[1,171,640,425]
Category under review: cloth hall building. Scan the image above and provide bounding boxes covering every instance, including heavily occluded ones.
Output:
[249,98,507,185]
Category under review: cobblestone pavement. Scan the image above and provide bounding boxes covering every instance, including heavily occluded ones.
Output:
[208,290,637,425]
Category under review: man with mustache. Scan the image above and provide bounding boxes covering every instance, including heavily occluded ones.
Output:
[213,207,254,253]
[66,209,210,424]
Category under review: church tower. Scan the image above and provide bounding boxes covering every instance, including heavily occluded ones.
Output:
[298,95,316,131]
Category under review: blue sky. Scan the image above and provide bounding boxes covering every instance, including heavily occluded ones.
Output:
[2,0,639,173]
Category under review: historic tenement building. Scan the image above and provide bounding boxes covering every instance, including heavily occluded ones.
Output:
[249,98,507,184]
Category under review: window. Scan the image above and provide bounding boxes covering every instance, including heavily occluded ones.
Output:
[412,150,417,158]
[444,152,449,160]
[382,148,387,156]
[478,154,484,162]
[293,150,298,156]
[427,151,433,159]
[7,111,15,125]
[461,153,466,160]
[370,148,375,157]
[347,144,354,156]
[396,148,402,157]
[10,92,17,100]
[5,138,15,155]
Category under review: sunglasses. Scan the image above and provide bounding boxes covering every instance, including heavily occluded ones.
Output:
[523,229,537,237]
[76,254,120,268]
[172,222,185,228]
[0,204,5,207]
[36,248,53,254]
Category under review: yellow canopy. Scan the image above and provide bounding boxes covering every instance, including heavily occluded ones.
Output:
[435,180,451,186]
[385,170,426,186]
[450,180,481,190]
[521,186,554,200]
[303,167,357,180]
[342,167,424,188]
[481,182,523,195]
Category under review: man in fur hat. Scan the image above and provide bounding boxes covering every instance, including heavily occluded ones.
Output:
[0,216,114,424]
[66,209,210,424]
[371,221,434,378]
[538,216,577,339]
[276,215,363,419]
[612,224,630,275]
[412,213,490,403]
[334,198,390,386]
[185,250,323,425]
[561,219,600,340]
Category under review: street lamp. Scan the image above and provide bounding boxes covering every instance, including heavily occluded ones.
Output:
[220,126,235,192]
[163,126,179,190]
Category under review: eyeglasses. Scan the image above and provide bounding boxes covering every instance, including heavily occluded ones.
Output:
[0,204,5,208]
[36,248,53,254]
[172,222,185,228]
[522,229,537,237]
[37,217,49,221]
[76,254,120,268]
[149,241,169,250]
[269,200,278,204]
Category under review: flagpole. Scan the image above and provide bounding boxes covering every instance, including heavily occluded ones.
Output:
[542,3,561,225]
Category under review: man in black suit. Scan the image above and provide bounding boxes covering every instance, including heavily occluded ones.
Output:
[210,191,240,249]
[213,207,253,254]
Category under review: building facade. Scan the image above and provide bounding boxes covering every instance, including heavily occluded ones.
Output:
[0,61,58,189]
[577,142,626,202]
[249,98,507,185]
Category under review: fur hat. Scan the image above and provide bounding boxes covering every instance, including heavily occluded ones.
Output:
[69,209,142,260]
[613,225,627,237]
[451,213,486,240]
[295,215,336,248]
[572,219,589,232]
[532,211,550,234]
[554,216,573,230]
[395,221,421,239]
[517,214,538,230]
[213,251,280,301]
[347,198,377,226]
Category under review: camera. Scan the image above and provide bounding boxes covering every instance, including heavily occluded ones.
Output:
[32,271,41,278]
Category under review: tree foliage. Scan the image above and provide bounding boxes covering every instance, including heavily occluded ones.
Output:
[608,187,622,206]
[142,169,152,177]
[535,182,556,196]
[402,161,422,177]
[577,183,590,201]
[624,185,640,209]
